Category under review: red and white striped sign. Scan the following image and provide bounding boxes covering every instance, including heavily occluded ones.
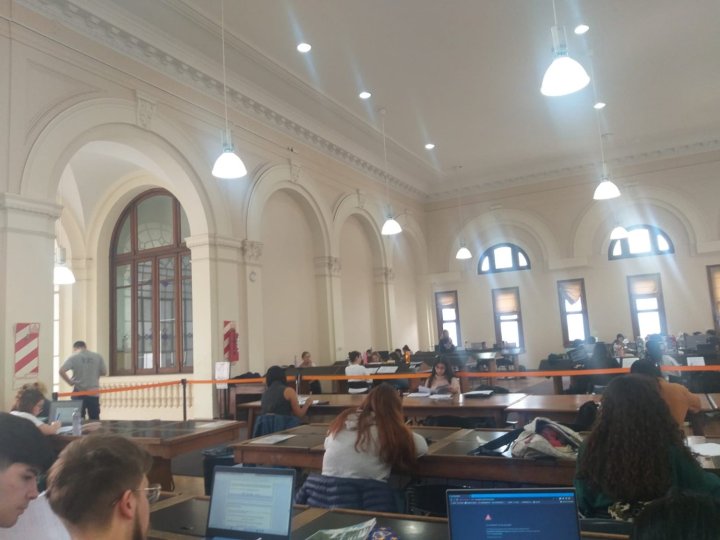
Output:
[14,322,40,380]
[223,320,239,362]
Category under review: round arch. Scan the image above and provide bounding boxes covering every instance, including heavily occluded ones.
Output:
[332,192,388,267]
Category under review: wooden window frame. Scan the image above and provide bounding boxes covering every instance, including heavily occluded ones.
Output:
[434,291,462,347]
[609,225,675,260]
[707,265,720,334]
[491,287,525,350]
[627,273,667,339]
[557,278,591,347]
[478,243,531,275]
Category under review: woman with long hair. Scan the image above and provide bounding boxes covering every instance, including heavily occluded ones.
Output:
[575,375,720,519]
[11,387,61,435]
[296,384,427,511]
[423,358,460,394]
[259,365,312,418]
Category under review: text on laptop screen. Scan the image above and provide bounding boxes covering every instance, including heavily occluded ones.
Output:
[207,469,293,537]
[447,490,580,540]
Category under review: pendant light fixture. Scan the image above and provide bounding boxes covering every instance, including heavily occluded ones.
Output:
[211,0,247,179]
[53,246,76,285]
[379,109,402,236]
[540,0,590,97]
[592,132,621,200]
[454,173,472,260]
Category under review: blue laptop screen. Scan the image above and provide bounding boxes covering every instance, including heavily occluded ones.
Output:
[447,490,580,540]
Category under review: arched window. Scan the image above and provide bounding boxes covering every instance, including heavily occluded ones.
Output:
[608,225,674,260]
[478,243,531,274]
[110,189,192,375]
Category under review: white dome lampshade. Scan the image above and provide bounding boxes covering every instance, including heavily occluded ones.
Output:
[541,26,590,97]
[455,244,472,260]
[212,130,248,179]
[54,247,76,285]
[381,217,402,236]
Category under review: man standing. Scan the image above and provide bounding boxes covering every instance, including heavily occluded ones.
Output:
[47,434,156,540]
[0,413,54,528]
[59,340,107,420]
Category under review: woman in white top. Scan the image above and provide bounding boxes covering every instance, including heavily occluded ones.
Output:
[423,358,461,395]
[323,384,428,481]
[346,350,371,394]
[11,388,61,435]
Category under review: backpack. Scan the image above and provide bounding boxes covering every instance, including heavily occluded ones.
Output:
[510,417,583,460]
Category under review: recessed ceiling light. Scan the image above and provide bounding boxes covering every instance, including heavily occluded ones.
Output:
[425,143,435,150]
[296,43,312,53]
[358,91,372,100]
[574,24,589,35]
[593,101,606,110]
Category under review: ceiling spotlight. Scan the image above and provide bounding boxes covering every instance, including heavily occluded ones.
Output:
[574,24,589,35]
[425,143,435,150]
[297,42,312,53]
[358,91,372,100]
[593,102,606,110]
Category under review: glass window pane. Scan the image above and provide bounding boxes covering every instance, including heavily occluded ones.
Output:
[115,214,132,255]
[137,261,153,370]
[500,314,518,321]
[638,312,661,337]
[566,313,586,342]
[657,234,670,251]
[480,257,490,272]
[518,252,528,267]
[115,263,132,373]
[636,297,659,311]
[494,246,513,269]
[565,297,583,313]
[137,195,174,250]
[182,254,192,279]
[182,276,193,369]
[612,241,622,257]
[441,308,457,322]
[159,257,176,369]
[628,228,651,254]
[500,321,519,347]
[442,322,458,348]
[180,207,190,244]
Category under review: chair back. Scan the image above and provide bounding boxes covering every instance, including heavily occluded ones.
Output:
[252,414,300,437]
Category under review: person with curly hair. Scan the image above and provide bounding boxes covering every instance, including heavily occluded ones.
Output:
[11,387,61,435]
[575,375,720,519]
[631,491,720,540]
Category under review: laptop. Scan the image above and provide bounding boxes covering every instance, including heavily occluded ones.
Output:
[446,488,581,540]
[48,400,84,426]
[621,356,639,369]
[686,356,706,366]
[205,466,296,540]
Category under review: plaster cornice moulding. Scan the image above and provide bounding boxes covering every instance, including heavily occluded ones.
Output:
[18,0,426,199]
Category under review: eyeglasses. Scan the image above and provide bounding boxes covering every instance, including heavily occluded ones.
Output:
[136,483,162,504]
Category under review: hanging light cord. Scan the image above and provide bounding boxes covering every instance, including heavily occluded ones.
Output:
[380,110,390,210]
[220,0,230,137]
[551,0,558,26]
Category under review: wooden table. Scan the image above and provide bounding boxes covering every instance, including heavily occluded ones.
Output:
[504,394,602,425]
[237,393,527,437]
[232,423,578,486]
[51,419,242,490]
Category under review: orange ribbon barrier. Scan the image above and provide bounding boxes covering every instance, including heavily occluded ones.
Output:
[57,380,180,398]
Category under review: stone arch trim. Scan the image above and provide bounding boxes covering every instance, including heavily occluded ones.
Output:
[573,186,705,259]
[246,163,331,257]
[332,192,388,266]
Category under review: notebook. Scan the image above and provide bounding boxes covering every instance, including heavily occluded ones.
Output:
[47,400,84,426]
[446,488,581,540]
[205,466,296,540]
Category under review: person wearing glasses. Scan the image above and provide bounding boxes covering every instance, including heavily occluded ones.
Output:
[47,434,159,540]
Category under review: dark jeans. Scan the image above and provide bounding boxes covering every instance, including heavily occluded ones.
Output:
[81,395,100,420]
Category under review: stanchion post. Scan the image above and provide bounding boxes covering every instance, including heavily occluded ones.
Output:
[52,391,58,401]
[181,378,188,421]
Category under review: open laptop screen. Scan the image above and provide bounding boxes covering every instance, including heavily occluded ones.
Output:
[206,466,295,540]
[47,400,84,426]
[447,488,581,540]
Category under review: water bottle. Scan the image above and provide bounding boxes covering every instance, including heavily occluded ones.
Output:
[71,408,82,436]
[295,372,302,395]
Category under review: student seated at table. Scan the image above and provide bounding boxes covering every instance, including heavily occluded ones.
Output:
[630,359,701,427]
[631,490,720,540]
[14,382,52,419]
[256,366,312,436]
[575,375,720,520]
[11,387,62,435]
[295,384,427,512]
[422,358,460,395]
[346,350,371,394]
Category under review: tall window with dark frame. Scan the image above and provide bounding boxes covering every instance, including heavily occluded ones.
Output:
[478,243,531,274]
[627,273,667,339]
[110,190,193,375]
[707,265,720,334]
[491,287,524,349]
[609,225,674,260]
[557,279,590,346]
[434,291,461,349]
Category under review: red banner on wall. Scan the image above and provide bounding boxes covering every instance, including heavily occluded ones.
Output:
[223,320,239,363]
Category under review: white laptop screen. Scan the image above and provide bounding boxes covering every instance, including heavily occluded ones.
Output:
[687,356,706,366]
[206,467,294,540]
[447,488,581,540]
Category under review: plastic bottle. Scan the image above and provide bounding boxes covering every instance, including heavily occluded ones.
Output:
[71,408,82,436]
[295,372,303,395]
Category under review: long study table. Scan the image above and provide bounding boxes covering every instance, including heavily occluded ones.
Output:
[51,419,242,490]
[232,423,578,486]
[237,392,527,437]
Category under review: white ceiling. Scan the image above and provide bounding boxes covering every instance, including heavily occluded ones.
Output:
[85,0,720,198]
